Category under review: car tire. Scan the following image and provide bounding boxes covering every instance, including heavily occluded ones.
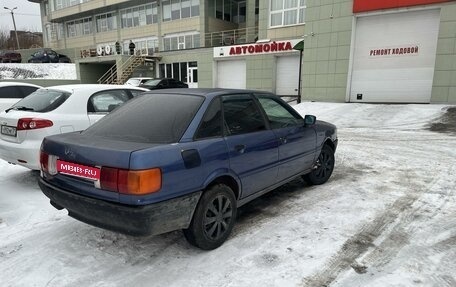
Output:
[303,144,335,185]
[183,184,237,250]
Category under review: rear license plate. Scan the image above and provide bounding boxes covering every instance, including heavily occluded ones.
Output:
[57,160,101,181]
[1,125,17,137]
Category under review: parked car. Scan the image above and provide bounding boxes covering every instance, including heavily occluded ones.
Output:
[0,50,22,63]
[140,78,188,90]
[0,82,42,112]
[39,89,338,250]
[0,84,148,170]
[124,77,153,87]
[27,49,71,63]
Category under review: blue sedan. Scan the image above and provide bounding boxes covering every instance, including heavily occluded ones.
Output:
[39,89,337,250]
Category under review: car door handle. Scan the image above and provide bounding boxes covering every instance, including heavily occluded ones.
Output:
[280,137,288,144]
[234,144,246,153]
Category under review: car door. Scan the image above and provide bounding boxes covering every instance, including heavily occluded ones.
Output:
[87,89,133,125]
[255,94,317,182]
[222,94,279,199]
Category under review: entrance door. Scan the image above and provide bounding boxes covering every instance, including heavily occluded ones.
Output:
[188,67,198,88]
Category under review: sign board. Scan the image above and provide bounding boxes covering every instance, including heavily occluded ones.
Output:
[213,39,302,58]
[353,0,453,13]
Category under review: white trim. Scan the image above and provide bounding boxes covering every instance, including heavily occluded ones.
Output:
[346,16,357,103]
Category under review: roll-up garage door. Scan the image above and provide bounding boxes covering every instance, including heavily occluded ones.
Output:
[276,55,299,96]
[217,60,246,89]
[350,9,440,103]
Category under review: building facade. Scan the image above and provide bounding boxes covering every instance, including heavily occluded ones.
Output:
[28,0,456,103]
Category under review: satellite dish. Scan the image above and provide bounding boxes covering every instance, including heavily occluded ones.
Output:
[105,45,111,55]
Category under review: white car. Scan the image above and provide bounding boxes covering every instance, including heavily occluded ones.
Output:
[124,77,153,86]
[0,82,42,112]
[0,84,148,170]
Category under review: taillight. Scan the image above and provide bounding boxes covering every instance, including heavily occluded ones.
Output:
[100,167,161,195]
[17,118,53,131]
[40,150,49,172]
[40,150,58,175]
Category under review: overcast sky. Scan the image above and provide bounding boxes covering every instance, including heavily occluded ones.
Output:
[0,0,42,32]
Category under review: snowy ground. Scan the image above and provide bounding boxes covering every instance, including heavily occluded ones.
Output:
[0,64,77,80]
[0,103,455,287]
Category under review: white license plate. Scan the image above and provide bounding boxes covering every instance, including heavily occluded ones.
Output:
[1,125,17,137]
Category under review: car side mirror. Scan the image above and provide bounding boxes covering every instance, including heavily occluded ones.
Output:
[304,115,316,126]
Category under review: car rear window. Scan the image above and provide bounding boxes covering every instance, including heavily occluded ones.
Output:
[10,89,71,112]
[82,93,204,144]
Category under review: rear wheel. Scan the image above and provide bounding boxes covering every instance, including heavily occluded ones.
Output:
[184,184,237,250]
[304,144,335,185]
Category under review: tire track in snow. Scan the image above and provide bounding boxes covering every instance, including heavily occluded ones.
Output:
[301,157,456,287]
[300,192,418,287]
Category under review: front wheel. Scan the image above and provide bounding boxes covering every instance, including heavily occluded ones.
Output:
[304,144,335,185]
[183,184,237,250]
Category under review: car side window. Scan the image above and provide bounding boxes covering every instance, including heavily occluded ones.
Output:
[256,95,303,129]
[18,86,39,97]
[222,94,266,136]
[128,89,144,97]
[88,90,132,113]
[0,86,22,98]
[195,97,222,140]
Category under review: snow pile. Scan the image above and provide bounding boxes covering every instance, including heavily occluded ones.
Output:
[0,64,77,80]
[0,103,455,287]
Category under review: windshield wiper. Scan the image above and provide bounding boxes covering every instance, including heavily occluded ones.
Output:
[5,106,35,113]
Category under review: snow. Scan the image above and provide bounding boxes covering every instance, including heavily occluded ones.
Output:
[1,102,455,287]
[0,64,77,80]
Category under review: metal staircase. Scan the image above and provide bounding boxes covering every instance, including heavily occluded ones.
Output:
[97,55,146,85]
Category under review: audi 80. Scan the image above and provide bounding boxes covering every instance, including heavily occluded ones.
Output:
[39,89,337,250]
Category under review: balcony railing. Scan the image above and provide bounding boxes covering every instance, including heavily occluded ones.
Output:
[204,27,259,47]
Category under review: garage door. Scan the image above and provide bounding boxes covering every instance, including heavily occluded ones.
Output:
[217,60,246,89]
[350,9,440,103]
[276,55,299,96]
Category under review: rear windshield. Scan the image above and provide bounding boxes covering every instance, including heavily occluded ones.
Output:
[82,93,204,144]
[143,79,161,86]
[126,79,140,86]
[10,89,71,112]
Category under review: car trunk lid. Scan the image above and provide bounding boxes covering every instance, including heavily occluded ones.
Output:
[41,132,159,203]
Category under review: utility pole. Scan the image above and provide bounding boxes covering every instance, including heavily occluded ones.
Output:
[4,7,20,50]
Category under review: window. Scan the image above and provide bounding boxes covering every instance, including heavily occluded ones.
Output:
[11,89,70,113]
[163,32,200,51]
[159,62,194,83]
[270,0,306,27]
[256,95,303,129]
[121,3,158,28]
[53,0,90,11]
[66,17,92,38]
[0,87,21,99]
[195,98,222,139]
[222,95,266,136]
[88,90,132,113]
[82,94,204,144]
[96,12,117,33]
[210,0,245,23]
[162,0,199,22]
[122,37,158,56]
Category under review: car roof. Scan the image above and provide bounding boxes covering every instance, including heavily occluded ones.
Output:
[0,82,42,88]
[127,77,152,80]
[43,84,149,93]
[144,88,275,99]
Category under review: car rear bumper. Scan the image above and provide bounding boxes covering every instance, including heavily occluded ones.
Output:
[0,138,41,170]
[39,178,202,236]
